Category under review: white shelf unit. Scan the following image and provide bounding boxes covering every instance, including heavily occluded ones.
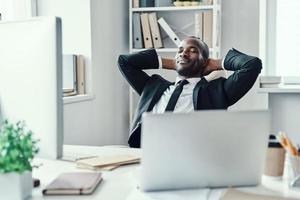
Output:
[128,0,221,123]
[129,1,221,57]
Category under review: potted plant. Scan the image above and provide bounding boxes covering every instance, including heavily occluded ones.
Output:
[173,0,184,7]
[0,120,39,200]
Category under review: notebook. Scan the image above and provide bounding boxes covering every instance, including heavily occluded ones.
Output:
[42,172,102,195]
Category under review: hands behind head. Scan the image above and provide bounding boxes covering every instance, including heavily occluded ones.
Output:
[202,58,223,76]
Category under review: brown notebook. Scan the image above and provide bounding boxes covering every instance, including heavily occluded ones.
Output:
[42,172,102,195]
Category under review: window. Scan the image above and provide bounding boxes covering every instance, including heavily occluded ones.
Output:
[261,0,300,77]
[276,0,300,76]
[0,0,36,21]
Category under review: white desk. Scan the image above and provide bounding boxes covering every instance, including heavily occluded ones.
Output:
[31,145,300,200]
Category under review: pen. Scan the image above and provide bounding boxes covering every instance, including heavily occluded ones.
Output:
[277,132,298,156]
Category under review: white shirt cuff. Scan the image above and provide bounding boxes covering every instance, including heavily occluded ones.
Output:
[222,58,225,69]
[158,56,162,69]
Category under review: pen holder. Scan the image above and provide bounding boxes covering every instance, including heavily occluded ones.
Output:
[283,152,300,186]
[264,147,285,177]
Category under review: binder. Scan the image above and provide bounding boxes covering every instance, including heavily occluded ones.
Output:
[132,13,143,49]
[140,0,155,7]
[155,0,172,7]
[157,17,181,46]
[76,55,85,94]
[203,11,213,48]
[148,12,163,48]
[132,0,139,8]
[195,12,203,40]
[140,13,154,48]
[63,54,77,94]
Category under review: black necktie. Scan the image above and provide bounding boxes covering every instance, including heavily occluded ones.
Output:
[165,80,189,112]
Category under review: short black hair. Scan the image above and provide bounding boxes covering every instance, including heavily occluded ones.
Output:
[186,36,209,59]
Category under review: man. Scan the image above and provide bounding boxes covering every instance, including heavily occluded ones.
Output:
[118,36,262,148]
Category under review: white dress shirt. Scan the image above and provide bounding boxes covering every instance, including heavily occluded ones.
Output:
[152,56,227,114]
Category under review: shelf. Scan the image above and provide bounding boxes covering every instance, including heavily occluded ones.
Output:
[131,5,215,12]
[63,94,95,105]
[131,48,215,53]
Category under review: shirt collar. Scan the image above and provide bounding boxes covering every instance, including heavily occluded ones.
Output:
[175,77,201,85]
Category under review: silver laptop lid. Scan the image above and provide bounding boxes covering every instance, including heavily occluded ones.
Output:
[140,110,270,191]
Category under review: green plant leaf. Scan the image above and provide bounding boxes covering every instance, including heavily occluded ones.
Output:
[0,120,39,173]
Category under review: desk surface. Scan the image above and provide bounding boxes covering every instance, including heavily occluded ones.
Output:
[31,145,300,200]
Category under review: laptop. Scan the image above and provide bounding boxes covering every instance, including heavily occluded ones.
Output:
[140,110,270,191]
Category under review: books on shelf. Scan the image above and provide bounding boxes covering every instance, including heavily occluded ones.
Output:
[63,54,86,97]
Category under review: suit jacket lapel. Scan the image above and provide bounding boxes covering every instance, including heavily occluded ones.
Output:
[193,77,207,109]
[147,82,172,112]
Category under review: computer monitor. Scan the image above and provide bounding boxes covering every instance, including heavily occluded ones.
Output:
[0,17,63,159]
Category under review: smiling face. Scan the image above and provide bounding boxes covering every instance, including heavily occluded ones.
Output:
[175,37,209,78]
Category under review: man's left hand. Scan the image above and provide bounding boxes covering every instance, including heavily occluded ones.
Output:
[202,58,223,76]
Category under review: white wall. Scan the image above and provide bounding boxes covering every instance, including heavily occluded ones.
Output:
[37,0,129,145]
[36,0,268,146]
[221,0,268,110]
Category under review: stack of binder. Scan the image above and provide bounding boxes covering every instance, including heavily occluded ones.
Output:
[133,12,165,49]
[133,11,213,50]
[63,54,86,97]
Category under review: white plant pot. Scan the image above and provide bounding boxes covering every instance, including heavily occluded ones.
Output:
[0,171,33,200]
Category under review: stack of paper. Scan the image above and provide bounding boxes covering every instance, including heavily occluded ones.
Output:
[76,154,140,171]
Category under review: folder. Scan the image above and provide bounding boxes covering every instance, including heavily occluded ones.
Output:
[203,11,213,48]
[155,0,172,7]
[132,13,143,49]
[76,55,85,94]
[132,0,139,8]
[148,12,163,48]
[140,13,154,48]
[195,12,203,40]
[140,0,155,7]
[63,54,77,94]
[157,17,181,47]
[76,154,140,168]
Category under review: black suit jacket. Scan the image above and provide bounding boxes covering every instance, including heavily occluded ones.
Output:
[118,48,262,148]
